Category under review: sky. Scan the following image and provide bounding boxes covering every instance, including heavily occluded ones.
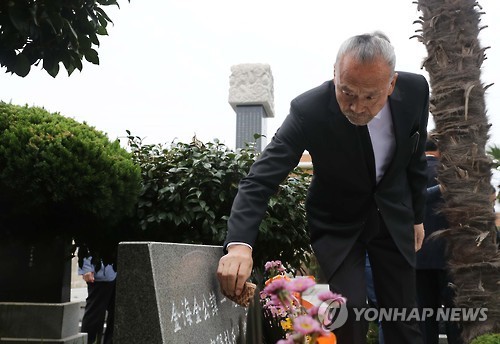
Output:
[3,0,500,150]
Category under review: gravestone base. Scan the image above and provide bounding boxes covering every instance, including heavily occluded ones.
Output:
[115,242,247,344]
[0,302,86,344]
[0,333,86,344]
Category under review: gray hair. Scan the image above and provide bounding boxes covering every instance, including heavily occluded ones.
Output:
[335,31,396,75]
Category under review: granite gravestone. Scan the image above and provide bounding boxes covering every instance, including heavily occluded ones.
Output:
[114,242,247,344]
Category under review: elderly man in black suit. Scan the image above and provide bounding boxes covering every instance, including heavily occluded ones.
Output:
[218,31,429,344]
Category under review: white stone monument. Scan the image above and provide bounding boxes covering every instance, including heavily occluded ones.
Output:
[228,63,274,151]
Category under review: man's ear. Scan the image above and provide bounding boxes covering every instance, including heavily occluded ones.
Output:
[388,72,398,95]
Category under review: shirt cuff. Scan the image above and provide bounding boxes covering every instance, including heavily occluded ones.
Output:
[226,242,253,250]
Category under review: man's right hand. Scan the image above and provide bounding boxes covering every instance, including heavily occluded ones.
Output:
[217,244,253,297]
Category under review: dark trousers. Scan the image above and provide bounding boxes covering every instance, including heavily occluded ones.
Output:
[82,280,116,344]
[328,215,423,344]
[416,269,463,344]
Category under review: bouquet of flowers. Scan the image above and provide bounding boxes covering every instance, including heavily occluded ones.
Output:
[260,260,345,344]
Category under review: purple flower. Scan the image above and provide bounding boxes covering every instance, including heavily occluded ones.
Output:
[286,277,316,293]
[293,314,321,335]
[317,290,347,304]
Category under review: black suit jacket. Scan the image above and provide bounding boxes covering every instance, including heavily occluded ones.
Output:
[225,72,429,280]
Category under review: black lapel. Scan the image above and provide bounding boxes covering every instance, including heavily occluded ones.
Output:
[379,83,412,185]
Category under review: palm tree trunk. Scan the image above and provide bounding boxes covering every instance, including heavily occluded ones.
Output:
[414,0,500,341]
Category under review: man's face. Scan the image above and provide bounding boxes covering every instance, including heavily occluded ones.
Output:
[334,53,398,126]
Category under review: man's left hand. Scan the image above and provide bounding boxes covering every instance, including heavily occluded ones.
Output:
[414,223,425,251]
[82,271,95,283]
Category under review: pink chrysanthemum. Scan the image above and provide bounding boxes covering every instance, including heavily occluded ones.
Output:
[307,305,320,317]
[264,260,282,271]
[268,294,283,307]
[265,260,287,277]
[286,277,316,293]
[264,261,275,271]
[276,338,294,344]
[293,314,322,335]
[317,290,347,304]
[263,277,288,295]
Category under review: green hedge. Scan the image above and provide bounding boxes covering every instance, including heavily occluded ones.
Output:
[128,133,313,272]
[0,102,141,259]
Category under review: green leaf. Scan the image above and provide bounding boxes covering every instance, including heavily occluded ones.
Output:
[29,3,39,26]
[43,57,60,77]
[7,3,30,33]
[95,7,113,24]
[65,64,76,76]
[72,54,83,71]
[84,49,99,64]
[78,36,92,51]
[63,19,79,43]
[62,53,76,76]
[89,31,100,46]
[96,25,108,36]
[13,53,31,77]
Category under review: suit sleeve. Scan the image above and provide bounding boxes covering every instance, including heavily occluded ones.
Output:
[408,75,430,224]
[223,103,307,250]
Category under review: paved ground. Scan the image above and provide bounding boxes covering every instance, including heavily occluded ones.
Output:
[71,287,87,327]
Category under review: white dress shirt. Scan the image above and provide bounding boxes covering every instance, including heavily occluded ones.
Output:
[367,101,395,184]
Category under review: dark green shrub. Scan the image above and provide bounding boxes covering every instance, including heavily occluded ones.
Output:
[127,133,313,272]
[470,333,500,344]
[0,102,141,261]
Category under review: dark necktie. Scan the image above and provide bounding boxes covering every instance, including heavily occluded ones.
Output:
[358,125,376,185]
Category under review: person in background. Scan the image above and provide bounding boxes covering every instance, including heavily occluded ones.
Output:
[218,31,429,344]
[416,137,462,344]
[423,136,439,187]
[79,256,116,344]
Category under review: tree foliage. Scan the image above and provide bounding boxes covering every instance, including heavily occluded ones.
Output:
[0,0,126,77]
[127,133,313,273]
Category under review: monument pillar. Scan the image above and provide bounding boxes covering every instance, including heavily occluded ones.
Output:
[228,63,274,152]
